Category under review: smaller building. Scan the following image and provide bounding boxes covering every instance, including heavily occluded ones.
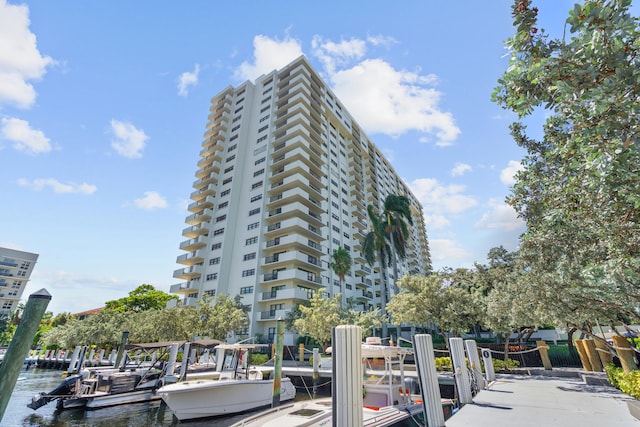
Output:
[0,247,39,316]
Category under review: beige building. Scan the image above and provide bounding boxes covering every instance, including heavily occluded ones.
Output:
[170,56,430,344]
[0,247,39,316]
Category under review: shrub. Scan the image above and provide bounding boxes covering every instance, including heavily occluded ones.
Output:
[250,353,269,365]
[605,363,640,399]
[491,358,520,371]
[434,356,452,371]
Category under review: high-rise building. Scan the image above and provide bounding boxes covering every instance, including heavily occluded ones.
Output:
[0,247,39,316]
[170,56,430,344]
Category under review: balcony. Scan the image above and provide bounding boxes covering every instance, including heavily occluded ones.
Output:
[263,234,324,257]
[179,235,207,251]
[187,196,215,214]
[176,251,205,266]
[260,287,314,302]
[258,308,289,321]
[182,221,210,239]
[261,268,323,288]
[264,217,324,241]
[185,208,213,226]
[173,264,203,280]
[262,251,322,272]
[169,281,198,294]
[190,184,216,202]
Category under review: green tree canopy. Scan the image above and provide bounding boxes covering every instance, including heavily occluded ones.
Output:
[387,273,483,339]
[492,0,640,326]
[104,284,178,313]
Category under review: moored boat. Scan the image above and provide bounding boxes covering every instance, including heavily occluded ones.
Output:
[158,343,296,421]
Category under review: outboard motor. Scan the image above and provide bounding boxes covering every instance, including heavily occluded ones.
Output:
[27,374,82,410]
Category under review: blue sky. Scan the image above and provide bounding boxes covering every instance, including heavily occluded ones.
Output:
[0,0,600,314]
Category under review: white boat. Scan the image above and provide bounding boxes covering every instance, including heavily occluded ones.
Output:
[158,343,296,421]
[29,340,221,411]
[230,341,455,427]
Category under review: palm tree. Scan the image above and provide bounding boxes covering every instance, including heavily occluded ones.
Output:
[362,204,392,335]
[329,246,352,307]
[381,195,413,295]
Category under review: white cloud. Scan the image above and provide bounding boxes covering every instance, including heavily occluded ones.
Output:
[409,177,477,219]
[133,191,168,210]
[234,34,460,146]
[366,34,398,48]
[1,117,51,154]
[429,239,472,264]
[311,35,366,75]
[177,64,200,97]
[451,162,472,177]
[475,200,525,232]
[110,119,148,158]
[0,1,54,109]
[329,59,460,146]
[234,35,304,82]
[17,178,97,195]
[500,160,524,185]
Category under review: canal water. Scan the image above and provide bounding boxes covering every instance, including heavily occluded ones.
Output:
[3,367,298,426]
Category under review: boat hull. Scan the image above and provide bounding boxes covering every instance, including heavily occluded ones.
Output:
[159,377,296,421]
[62,390,161,410]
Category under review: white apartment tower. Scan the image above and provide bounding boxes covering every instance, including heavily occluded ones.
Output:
[171,56,430,344]
[0,247,39,316]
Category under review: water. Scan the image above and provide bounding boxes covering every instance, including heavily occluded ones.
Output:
[2,368,279,427]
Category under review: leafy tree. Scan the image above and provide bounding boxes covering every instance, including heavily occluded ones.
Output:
[492,0,640,327]
[104,283,178,313]
[292,293,384,351]
[387,273,483,346]
[293,294,343,352]
[189,295,249,341]
[330,246,352,307]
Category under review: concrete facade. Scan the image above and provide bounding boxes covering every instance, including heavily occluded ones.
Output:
[0,247,39,316]
[170,56,431,344]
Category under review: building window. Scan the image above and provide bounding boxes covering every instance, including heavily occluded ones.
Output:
[261,96,271,104]
[249,208,261,216]
[247,222,259,230]
[213,228,225,236]
[227,144,237,152]
[260,114,270,122]
[242,269,255,277]
[210,257,221,265]
[206,273,218,281]
[257,135,268,143]
[212,243,222,250]
[221,189,231,197]
[222,177,232,185]
[260,106,269,113]
[250,194,262,203]
[231,125,240,132]
[246,236,258,245]
[204,289,216,296]
[218,201,228,209]
[258,125,268,133]
[243,253,256,261]
[254,145,267,155]
[240,286,254,294]
[216,215,226,222]
[251,182,263,189]
[226,154,236,162]
[224,166,234,173]
[253,169,265,177]
[255,157,266,165]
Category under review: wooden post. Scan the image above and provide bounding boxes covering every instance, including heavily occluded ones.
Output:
[113,330,129,370]
[583,339,603,372]
[574,339,593,371]
[299,343,304,363]
[312,348,320,398]
[612,336,638,374]
[536,340,553,370]
[594,339,613,366]
[0,289,51,422]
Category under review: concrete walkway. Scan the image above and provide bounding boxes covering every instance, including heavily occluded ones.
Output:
[446,372,640,426]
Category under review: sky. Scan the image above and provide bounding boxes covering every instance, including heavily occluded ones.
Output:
[0,0,609,315]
